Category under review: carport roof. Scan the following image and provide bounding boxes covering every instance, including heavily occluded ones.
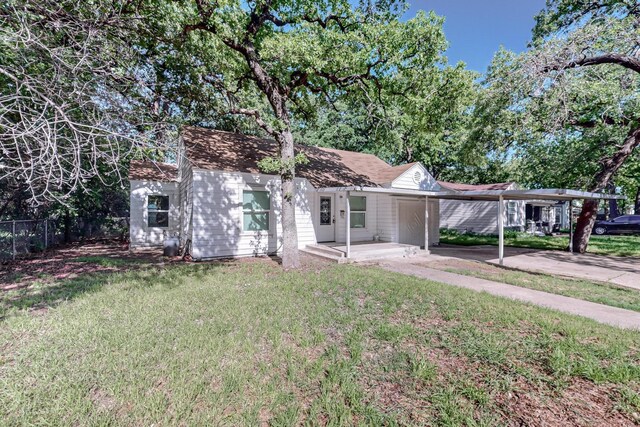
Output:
[317,186,624,201]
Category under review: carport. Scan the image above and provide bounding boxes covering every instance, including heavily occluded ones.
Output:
[434,189,624,265]
[320,186,622,264]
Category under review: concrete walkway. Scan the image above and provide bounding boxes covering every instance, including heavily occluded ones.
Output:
[378,259,640,330]
[430,245,640,291]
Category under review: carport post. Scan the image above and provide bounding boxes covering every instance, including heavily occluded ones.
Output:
[424,196,430,254]
[498,195,504,265]
[346,191,351,259]
[568,200,574,253]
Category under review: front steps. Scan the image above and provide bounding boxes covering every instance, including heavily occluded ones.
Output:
[300,244,348,263]
[300,243,422,263]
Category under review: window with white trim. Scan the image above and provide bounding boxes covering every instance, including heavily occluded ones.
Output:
[243,190,270,231]
[148,195,169,228]
[507,201,517,226]
[349,196,366,228]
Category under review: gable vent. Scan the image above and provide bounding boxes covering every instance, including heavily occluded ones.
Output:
[413,170,422,184]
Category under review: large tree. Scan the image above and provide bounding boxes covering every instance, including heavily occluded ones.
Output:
[467,1,639,253]
[529,0,639,252]
[136,0,460,268]
[0,1,168,205]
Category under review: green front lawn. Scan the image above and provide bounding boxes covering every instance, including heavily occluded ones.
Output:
[439,230,640,257]
[1,259,640,425]
[427,259,640,313]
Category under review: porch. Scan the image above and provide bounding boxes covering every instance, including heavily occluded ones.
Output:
[301,241,422,263]
[313,186,622,264]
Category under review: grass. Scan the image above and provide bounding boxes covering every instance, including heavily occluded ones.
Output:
[435,260,640,313]
[70,255,145,267]
[1,259,639,425]
[439,230,640,257]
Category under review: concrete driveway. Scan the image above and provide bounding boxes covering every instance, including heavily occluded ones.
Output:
[429,245,640,291]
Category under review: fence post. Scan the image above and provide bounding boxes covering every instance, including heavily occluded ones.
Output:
[12,220,16,260]
[45,220,48,249]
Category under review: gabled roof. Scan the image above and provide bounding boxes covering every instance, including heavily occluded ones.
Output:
[376,162,420,183]
[181,126,415,188]
[437,181,515,191]
[129,160,178,182]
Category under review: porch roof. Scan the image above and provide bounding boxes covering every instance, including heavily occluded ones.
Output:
[317,186,624,201]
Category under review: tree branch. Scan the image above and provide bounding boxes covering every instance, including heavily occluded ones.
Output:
[228,108,275,136]
[542,53,640,74]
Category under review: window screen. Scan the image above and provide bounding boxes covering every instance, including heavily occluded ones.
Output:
[349,196,366,228]
[243,190,270,231]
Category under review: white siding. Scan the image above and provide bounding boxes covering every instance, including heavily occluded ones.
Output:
[428,198,440,245]
[390,164,441,191]
[334,191,379,243]
[129,180,180,247]
[178,159,194,245]
[439,199,525,235]
[190,170,316,260]
[326,192,440,246]
[376,194,395,242]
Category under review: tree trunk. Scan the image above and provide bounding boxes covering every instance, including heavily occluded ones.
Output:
[573,124,640,252]
[572,199,598,253]
[635,186,640,214]
[607,182,620,218]
[277,129,301,270]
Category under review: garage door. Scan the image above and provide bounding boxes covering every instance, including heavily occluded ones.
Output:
[398,200,425,247]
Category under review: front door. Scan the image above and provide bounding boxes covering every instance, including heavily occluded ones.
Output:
[398,200,425,247]
[317,195,335,242]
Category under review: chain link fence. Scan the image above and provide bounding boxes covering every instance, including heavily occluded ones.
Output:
[0,217,129,260]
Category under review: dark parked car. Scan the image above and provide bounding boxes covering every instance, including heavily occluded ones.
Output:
[593,215,640,235]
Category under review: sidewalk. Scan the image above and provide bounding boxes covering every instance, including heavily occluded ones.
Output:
[379,259,640,330]
[430,245,640,291]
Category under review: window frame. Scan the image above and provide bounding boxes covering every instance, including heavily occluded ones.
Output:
[349,195,367,229]
[506,201,518,226]
[147,195,170,228]
[242,189,271,232]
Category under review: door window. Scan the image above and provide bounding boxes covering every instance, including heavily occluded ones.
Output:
[320,197,332,225]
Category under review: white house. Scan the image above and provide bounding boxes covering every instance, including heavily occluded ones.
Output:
[129,127,441,260]
[129,127,612,262]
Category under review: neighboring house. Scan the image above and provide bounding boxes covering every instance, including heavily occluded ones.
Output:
[129,127,442,259]
[438,182,571,235]
[438,182,526,234]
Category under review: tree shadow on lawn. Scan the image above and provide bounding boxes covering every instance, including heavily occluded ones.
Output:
[0,252,242,320]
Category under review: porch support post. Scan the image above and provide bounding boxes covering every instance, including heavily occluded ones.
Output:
[424,196,430,254]
[498,195,504,265]
[568,200,574,253]
[345,191,351,259]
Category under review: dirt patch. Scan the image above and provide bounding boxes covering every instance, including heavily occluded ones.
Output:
[499,378,636,427]
[358,308,640,426]
[0,240,170,290]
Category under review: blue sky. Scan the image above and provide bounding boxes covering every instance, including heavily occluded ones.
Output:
[404,0,547,72]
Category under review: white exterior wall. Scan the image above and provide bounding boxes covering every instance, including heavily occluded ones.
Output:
[129,180,180,247]
[390,163,441,191]
[190,170,316,260]
[326,192,440,245]
[178,159,194,245]
[439,199,525,235]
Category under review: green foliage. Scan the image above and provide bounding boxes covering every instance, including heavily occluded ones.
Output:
[257,153,309,175]
[461,0,640,198]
